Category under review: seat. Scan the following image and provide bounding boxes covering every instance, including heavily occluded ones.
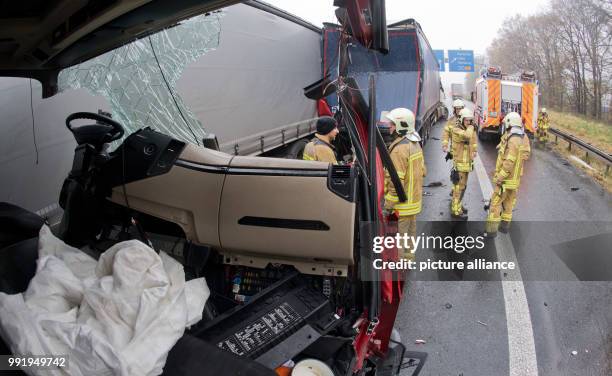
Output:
[0,238,38,295]
[0,203,42,295]
[0,202,44,249]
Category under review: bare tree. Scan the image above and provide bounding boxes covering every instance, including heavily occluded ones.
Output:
[486,0,611,120]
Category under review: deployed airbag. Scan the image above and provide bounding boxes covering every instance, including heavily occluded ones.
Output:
[0,226,209,376]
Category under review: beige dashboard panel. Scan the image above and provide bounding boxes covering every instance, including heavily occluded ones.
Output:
[110,163,224,247]
[180,143,233,166]
[219,173,356,265]
[230,155,329,169]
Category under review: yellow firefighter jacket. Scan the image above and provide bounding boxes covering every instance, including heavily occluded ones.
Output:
[494,132,531,190]
[384,136,427,216]
[494,131,511,173]
[441,116,458,149]
[303,134,337,164]
[450,123,477,172]
[537,114,549,131]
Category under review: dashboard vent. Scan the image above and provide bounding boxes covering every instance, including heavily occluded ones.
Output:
[330,165,351,179]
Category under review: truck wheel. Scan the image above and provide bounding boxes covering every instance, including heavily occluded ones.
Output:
[478,127,488,141]
[285,138,309,159]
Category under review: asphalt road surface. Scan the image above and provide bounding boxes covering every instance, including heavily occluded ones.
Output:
[396,102,612,376]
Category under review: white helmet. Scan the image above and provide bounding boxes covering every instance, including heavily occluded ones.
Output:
[385,108,420,141]
[452,99,465,109]
[540,107,547,114]
[458,108,474,124]
[505,112,522,128]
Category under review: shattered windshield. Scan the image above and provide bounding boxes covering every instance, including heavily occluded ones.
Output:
[58,11,224,146]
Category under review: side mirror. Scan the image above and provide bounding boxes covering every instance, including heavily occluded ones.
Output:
[334,0,389,54]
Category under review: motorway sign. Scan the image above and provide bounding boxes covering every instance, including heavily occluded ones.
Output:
[433,50,445,71]
[448,50,474,72]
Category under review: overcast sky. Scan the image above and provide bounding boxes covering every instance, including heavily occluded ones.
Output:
[264,0,550,85]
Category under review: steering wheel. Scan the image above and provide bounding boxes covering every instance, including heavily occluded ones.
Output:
[65,112,125,145]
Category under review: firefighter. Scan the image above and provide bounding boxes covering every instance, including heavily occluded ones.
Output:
[495,112,522,172]
[442,99,465,153]
[302,116,339,164]
[449,108,477,219]
[496,113,513,157]
[383,108,426,261]
[536,107,550,145]
[485,112,531,236]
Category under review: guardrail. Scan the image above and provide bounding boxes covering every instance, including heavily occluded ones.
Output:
[549,127,612,176]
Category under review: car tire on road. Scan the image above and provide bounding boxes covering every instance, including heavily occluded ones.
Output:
[477,126,488,141]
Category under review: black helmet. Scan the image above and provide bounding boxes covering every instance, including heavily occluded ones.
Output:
[316,116,337,135]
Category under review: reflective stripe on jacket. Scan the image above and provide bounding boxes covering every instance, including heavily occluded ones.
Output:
[303,134,337,164]
[384,136,427,216]
[494,133,531,190]
[441,116,457,147]
[450,123,477,172]
[494,132,510,174]
[537,115,549,130]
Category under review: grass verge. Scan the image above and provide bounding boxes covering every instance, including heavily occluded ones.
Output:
[545,111,611,193]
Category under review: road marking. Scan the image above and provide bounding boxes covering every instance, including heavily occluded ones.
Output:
[473,155,539,376]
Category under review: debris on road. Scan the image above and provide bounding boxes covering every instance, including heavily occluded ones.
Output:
[424,181,443,188]
[424,192,432,196]
[571,350,578,356]
[569,155,596,171]
[477,320,488,327]
[415,339,426,345]
[544,302,548,307]
[445,303,452,309]
[570,187,580,191]
[432,137,440,140]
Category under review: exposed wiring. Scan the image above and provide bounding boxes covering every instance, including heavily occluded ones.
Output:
[29,79,39,164]
[148,36,200,146]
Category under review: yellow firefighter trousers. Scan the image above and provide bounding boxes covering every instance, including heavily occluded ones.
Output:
[398,216,416,261]
[451,172,469,215]
[537,127,548,143]
[485,185,517,233]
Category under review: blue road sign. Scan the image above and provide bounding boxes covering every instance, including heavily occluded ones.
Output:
[433,50,445,71]
[448,50,474,72]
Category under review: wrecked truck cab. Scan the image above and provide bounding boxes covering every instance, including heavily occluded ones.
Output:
[0,0,430,375]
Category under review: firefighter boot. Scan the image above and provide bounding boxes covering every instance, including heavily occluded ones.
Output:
[483,218,499,238]
[451,201,468,220]
[499,220,511,234]
[460,189,468,214]
[451,174,468,220]
[482,230,497,239]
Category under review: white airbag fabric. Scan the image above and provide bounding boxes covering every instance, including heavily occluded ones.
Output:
[0,226,209,375]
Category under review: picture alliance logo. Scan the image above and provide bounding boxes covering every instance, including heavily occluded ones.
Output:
[372,233,486,254]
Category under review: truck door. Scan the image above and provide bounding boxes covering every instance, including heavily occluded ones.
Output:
[501,82,523,115]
